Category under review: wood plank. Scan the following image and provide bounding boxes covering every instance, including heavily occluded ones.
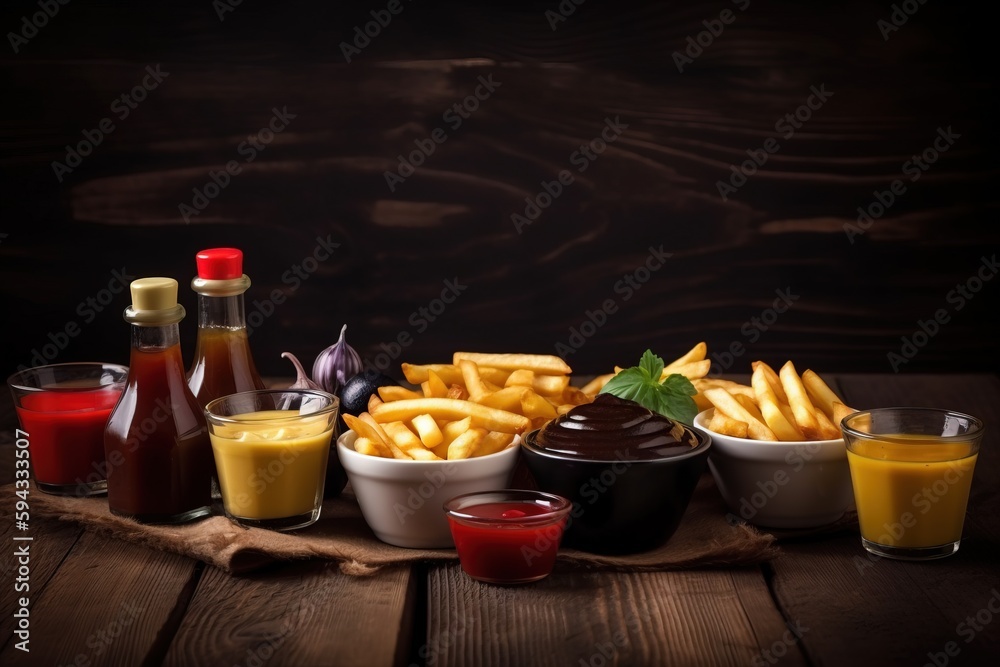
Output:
[163,562,415,667]
[766,374,1000,667]
[0,531,199,666]
[426,563,805,667]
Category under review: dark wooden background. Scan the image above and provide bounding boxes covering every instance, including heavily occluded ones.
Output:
[1,0,996,379]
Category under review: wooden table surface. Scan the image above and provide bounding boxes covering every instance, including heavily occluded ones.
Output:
[2,374,999,666]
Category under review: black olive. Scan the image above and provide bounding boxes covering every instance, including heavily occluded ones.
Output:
[338,370,400,418]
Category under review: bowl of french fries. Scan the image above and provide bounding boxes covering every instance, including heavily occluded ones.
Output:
[336,352,589,548]
[692,361,856,529]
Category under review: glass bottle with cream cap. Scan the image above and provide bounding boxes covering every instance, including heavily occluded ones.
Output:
[104,277,213,523]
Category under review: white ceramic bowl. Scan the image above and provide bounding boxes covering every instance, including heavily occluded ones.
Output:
[693,409,853,529]
[337,430,520,548]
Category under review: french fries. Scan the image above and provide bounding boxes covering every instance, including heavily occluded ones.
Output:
[350,352,582,460]
[704,360,857,442]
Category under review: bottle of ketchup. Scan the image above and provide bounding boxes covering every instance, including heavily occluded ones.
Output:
[186,248,266,495]
[104,278,213,523]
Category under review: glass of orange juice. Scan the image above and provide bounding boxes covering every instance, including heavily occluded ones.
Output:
[841,407,984,560]
[205,390,338,531]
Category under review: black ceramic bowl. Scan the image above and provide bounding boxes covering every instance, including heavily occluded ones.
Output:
[520,427,712,554]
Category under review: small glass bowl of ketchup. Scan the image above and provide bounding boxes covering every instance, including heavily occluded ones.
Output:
[443,490,572,585]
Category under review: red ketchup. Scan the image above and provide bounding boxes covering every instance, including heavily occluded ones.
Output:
[16,388,121,488]
[444,491,572,585]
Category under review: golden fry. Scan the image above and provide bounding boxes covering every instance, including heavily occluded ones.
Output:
[751,366,804,441]
[532,374,571,396]
[709,409,750,438]
[379,385,423,402]
[446,383,469,400]
[370,398,530,433]
[751,361,788,404]
[663,341,708,371]
[520,390,558,420]
[448,428,485,460]
[735,393,765,423]
[458,359,489,402]
[453,352,571,375]
[703,388,777,441]
[478,386,528,412]
[831,401,857,427]
[408,447,443,461]
[401,363,463,385]
[802,369,842,420]
[778,361,824,440]
[382,421,423,451]
[354,436,390,458]
[661,359,711,381]
[476,431,516,457]
[505,369,535,387]
[423,370,450,398]
[411,413,444,448]
[360,412,411,459]
[694,378,754,399]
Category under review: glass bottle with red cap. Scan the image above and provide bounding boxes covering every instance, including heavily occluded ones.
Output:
[104,277,213,523]
[187,248,266,405]
[187,249,266,493]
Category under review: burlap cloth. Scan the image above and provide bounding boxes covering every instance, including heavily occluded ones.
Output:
[16,473,829,576]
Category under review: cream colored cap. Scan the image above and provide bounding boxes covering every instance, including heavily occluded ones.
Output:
[125,277,186,325]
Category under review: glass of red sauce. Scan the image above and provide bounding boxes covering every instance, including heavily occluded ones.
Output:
[7,363,127,496]
[444,490,572,585]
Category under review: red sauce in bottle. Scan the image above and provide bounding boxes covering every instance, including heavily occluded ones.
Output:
[104,278,212,523]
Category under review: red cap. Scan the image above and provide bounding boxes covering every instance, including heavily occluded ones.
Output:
[196,248,243,280]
